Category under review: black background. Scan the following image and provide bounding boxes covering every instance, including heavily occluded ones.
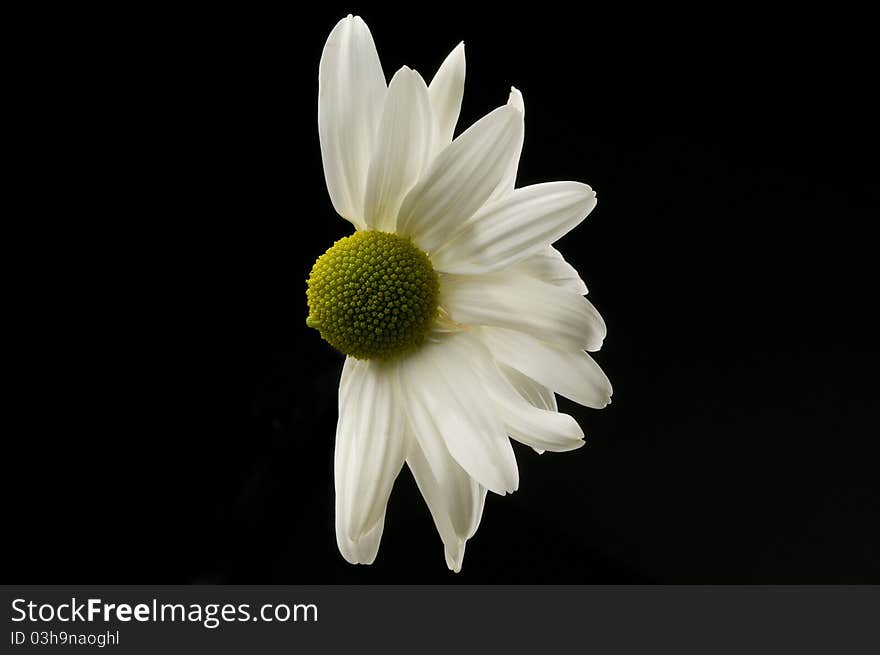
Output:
[10,4,878,583]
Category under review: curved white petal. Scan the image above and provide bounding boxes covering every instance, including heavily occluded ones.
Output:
[479,356,585,452]
[406,438,486,573]
[334,357,405,558]
[428,42,466,158]
[488,86,525,202]
[442,272,606,351]
[397,105,523,253]
[318,15,387,229]
[400,332,518,495]
[336,508,386,566]
[406,445,463,571]
[483,326,612,408]
[363,67,433,232]
[400,411,484,540]
[432,182,597,274]
[499,365,556,454]
[499,364,557,412]
[510,245,588,295]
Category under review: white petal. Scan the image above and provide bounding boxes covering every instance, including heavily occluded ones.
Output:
[400,332,518,495]
[397,105,523,253]
[336,507,385,566]
[442,272,606,351]
[409,449,465,572]
[318,15,386,229]
[484,327,612,408]
[406,438,486,573]
[479,355,585,452]
[334,357,405,555]
[488,86,525,202]
[499,365,555,454]
[428,42,466,158]
[401,396,486,539]
[499,364,557,412]
[363,67,433,232]
[432,182,597,274]
[510,245,588,295]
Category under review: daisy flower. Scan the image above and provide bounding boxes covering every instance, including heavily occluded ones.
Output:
[307,15,611,572]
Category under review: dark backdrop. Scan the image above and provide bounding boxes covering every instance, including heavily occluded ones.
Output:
[10,4,878,583]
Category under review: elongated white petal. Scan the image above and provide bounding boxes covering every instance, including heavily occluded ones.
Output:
[404,425,485,541]
[363,67,433,232]
[484,327,612,408]
[432,182,597,274]
[336,508,386,565]
[334,357,405,555]
[428,42,466,157]
[499,363,557,412]
[488,87,525,202]
[442,272,606,351]
[406,445,463,571]
[510,245,588,295]
[400,332,518,495]
[397,105,523,253]
[401,394,486,538]
[406,438,486,573]
[318,15,386,228]
[482,359,585,452]
[499,364,556,454]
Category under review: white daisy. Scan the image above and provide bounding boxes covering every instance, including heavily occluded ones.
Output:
[308,15,612,572]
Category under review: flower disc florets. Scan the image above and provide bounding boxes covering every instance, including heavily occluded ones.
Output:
[306,230,440,360]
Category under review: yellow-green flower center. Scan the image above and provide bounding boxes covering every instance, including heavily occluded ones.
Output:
[306,230,440,360]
